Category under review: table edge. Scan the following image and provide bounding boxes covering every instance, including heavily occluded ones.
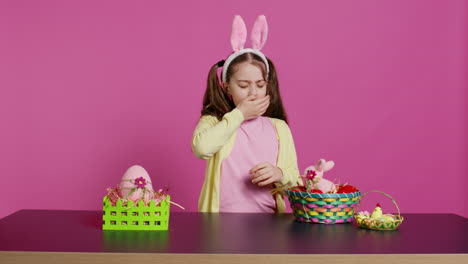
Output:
[1,251,467,264]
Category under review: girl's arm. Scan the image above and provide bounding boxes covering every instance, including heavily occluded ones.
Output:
[192,109,245,160]
[275,121,301,188]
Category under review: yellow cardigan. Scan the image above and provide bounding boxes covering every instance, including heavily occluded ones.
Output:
[192,108,301,213]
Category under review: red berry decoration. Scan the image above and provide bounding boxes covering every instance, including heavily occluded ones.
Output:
[290,184,358,194]
[336,185,359,193]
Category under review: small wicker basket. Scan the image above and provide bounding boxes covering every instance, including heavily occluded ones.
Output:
[354,190,403,231]
[285,189,361,224]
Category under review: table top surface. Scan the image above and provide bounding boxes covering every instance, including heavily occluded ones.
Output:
[0,210,467,254]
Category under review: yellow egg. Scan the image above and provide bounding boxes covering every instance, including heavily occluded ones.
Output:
[355,215,366,220]
[382,214,395,222]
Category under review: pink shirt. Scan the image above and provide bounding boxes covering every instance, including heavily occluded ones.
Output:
[219,116,279,213]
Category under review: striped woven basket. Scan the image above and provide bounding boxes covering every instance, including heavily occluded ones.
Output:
[285,189,361,224]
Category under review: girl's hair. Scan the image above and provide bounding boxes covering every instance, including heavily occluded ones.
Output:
[201,52,288,123]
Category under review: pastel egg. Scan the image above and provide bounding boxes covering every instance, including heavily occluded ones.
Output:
[382,214,396,222]
[119,165,154,202]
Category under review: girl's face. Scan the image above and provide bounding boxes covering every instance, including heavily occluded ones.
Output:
[225,62,267,106]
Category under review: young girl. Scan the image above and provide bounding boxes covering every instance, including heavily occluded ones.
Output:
[192,15,301,213]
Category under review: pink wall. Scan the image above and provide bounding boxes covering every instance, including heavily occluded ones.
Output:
[1,0,467,219]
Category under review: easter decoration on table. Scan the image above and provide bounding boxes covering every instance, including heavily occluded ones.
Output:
[102,165,184,230]
[285,159,361,224]
[354,190,403,230]
[302,159,337,193]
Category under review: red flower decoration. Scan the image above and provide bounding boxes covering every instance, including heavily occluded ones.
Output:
[306,170,317,181]
[134,177,147,188]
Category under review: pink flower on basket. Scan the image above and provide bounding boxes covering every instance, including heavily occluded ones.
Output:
[306,170,317,181]
[134,177,147,188]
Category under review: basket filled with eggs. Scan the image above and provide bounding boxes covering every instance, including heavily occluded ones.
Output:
[102,165,183,230]
[285,159,361,224]
[354,190,403,231]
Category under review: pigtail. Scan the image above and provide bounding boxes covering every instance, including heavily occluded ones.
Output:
[201,62,235,120]
[264,58,288,124]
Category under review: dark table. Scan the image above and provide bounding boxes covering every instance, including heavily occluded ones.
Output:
[0,210,467,264]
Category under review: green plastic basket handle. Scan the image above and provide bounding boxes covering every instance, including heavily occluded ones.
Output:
[355,190,401,218]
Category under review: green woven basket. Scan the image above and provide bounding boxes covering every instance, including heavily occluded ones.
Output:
[285,190,361,224]
[354,190,403,231]
[102,195,170,230]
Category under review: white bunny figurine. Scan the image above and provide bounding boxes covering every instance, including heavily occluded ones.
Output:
[304,159,337,193]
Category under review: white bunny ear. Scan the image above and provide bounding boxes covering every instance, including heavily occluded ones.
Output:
[250,15,268,50]
[315,159,326,171]
[231,15,247,52]
[323,161,335,172]
[251,15,268,50]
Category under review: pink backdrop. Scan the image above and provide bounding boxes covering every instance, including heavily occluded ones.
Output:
[1,0,467,219]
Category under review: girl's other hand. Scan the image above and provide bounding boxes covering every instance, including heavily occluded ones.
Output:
[236,95,270,120]
[249,162,283,187]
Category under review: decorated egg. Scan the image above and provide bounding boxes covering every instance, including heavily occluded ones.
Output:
[119,165,154,203]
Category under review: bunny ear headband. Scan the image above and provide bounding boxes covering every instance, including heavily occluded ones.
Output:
[221,15,270,82]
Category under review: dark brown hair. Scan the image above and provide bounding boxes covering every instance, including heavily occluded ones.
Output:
[201,52,288,123]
